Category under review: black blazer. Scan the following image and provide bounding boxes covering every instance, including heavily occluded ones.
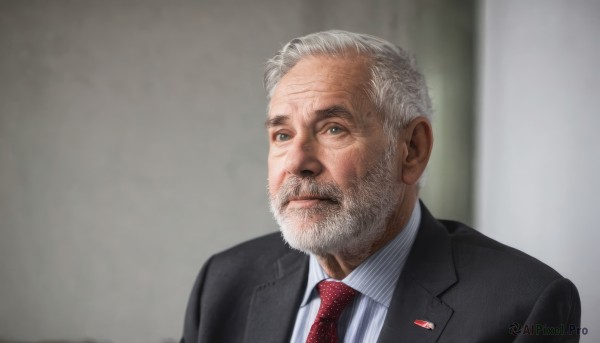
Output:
[181,204,580,342]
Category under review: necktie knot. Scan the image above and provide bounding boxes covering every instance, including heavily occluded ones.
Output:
[316,281,357,320]
[306,281,357,343]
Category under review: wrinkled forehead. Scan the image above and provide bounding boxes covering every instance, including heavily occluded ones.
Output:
[268,55,376,118]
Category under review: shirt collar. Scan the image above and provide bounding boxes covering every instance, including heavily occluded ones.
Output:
[299,201,421,308]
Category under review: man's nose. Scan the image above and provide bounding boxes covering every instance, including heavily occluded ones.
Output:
[284,135,323,177]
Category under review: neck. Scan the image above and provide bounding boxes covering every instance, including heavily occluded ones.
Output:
[316,190,418,280]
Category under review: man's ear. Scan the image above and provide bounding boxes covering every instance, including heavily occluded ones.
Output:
[396,117,433,185]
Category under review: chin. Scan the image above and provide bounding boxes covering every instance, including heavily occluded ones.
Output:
[279,220,334,254]
[278,216,379,257]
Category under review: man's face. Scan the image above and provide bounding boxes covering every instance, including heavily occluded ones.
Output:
[267,55,401,256]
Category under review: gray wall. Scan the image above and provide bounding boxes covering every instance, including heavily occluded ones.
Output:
[0,1,474,342]
[477,1,600,341]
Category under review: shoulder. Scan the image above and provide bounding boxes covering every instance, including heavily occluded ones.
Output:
[186,231,303,314]
[437,220,579,322]
[209,231,295,267]
[431,220,581,338]
[181,233,305,342]
[199,231,304,284]
[440,219,562,283]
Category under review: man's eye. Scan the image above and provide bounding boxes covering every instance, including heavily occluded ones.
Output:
[327,126,344,135]
[275,133,291,141]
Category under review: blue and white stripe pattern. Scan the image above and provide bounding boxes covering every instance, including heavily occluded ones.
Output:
[290,202,422,343]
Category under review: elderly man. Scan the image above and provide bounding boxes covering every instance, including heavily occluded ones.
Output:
[181,31,580,343]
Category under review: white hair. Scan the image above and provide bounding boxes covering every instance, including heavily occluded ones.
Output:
[264,30,433,143]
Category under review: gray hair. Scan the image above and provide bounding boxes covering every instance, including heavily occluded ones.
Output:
[264,30,433,142]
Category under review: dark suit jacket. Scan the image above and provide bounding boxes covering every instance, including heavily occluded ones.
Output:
[181,204,581,342]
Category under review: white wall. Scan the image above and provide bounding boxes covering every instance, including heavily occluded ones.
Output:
[477,1,600,341]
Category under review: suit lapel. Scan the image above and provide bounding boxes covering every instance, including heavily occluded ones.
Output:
[243,251,308,343]
[377,203,457,343]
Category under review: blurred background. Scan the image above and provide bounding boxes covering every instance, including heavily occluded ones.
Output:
[0,0,598,342]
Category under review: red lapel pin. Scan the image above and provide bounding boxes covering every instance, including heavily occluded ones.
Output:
[414,319,435,330]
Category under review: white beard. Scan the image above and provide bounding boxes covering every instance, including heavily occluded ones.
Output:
[268,148,400,256]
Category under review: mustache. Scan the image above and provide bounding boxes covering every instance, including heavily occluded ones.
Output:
[275,176,344,205]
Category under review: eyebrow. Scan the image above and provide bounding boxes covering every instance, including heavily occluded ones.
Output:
[265,114,288,129]
[265,105,354,129]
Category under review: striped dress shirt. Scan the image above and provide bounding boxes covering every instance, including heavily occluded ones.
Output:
[290,202,421,343]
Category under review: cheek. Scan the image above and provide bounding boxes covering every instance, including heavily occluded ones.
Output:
[326,153,362,185]
[327,148,380,185]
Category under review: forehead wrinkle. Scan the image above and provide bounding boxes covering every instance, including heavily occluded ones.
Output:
[274,82,365,104]
[277,79,319,96]
[281,81,362,96]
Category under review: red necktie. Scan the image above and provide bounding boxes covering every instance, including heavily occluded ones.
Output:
[306,281,358,343]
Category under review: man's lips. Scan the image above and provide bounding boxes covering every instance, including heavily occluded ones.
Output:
[285,195,338,208]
